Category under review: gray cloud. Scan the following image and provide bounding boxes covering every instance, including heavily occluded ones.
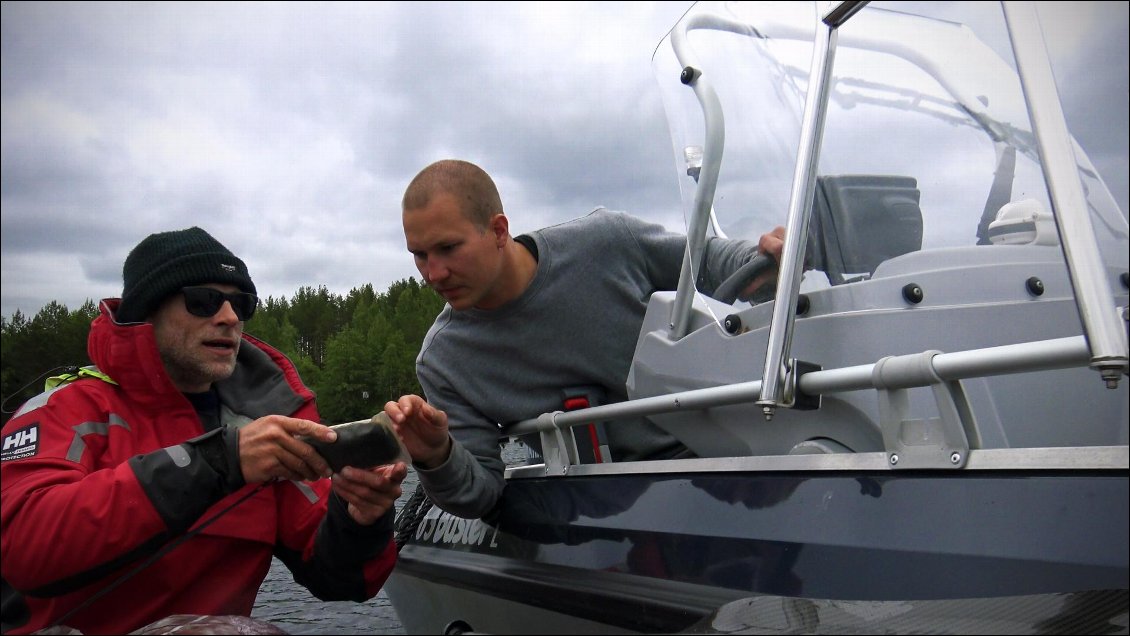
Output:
[2,1,1125,319]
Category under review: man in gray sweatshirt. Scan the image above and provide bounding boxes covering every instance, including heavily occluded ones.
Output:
[385,159,784,519]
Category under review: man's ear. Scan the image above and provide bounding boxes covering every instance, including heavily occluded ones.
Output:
[490,213,510,247]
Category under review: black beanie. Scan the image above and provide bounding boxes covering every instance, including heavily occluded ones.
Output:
[117,227,257,324]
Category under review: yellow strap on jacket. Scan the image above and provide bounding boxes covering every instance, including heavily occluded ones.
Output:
[45,365,117,390]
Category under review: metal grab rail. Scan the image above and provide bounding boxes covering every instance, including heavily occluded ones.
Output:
[1002,1,1129,387]
[756,6,841,419]
[505,334,1091,437]
[667,11,757,340]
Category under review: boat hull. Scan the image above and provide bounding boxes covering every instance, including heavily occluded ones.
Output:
[387,456,1129,634]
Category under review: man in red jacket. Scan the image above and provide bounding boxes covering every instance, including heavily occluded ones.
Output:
[0,227,406,634]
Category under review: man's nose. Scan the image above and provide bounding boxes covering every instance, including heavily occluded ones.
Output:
[425,258,449,283]
[215,300,241,324]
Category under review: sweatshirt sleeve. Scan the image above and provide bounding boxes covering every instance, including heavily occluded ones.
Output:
[414,434,505,519]
[608,210,688,292]
[414,362,507,520]
[699,236,765,296]
[611,208,762,297]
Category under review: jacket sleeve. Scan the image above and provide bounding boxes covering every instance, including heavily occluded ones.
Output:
[0,398,243,597]
[267,395,396,602]
[272,482,396,602]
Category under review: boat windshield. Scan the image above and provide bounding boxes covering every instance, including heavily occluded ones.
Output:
[652,1,1128,326]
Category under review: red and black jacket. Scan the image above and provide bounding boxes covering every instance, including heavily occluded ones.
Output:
[1,299,395,634]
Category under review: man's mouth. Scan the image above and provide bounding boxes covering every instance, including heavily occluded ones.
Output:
[203,338,236,352]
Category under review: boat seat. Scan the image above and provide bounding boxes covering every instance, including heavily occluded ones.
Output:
[808,174,923,285]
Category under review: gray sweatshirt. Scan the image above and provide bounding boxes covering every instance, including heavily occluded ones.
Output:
[415,208,761,518]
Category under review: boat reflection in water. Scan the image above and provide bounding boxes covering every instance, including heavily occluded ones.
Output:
[386,1,1129,633]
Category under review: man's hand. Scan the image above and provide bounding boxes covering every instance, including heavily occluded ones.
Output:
[759,225,786,260]
[384,395,451,469]
[332,462,409,525]
[741,225,787,300]
[237,415,336,483]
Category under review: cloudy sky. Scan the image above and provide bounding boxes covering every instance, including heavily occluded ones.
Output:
[2,1,1127,320]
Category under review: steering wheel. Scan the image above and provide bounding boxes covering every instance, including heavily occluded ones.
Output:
[713,253,775,304]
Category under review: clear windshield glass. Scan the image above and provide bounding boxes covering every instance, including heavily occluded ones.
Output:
[653,1,1128,324]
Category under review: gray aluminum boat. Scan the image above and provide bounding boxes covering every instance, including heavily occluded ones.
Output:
[386,2,1129,633]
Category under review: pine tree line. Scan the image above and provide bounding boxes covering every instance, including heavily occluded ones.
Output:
[0,278,445,426]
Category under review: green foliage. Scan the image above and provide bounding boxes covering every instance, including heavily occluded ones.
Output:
[312,280,444,422]
[288,285,344,366]
[1,280,443,426]
[1,300,99,420]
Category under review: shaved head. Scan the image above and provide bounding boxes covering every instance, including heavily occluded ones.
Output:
[402,159,504,229]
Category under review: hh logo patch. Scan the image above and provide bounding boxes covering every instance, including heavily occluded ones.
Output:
[2,424,39,462]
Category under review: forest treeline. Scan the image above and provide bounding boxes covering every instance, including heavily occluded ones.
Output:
[0,278,445,426]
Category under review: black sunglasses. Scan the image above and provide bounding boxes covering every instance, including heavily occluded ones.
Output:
[181,286,258,321]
